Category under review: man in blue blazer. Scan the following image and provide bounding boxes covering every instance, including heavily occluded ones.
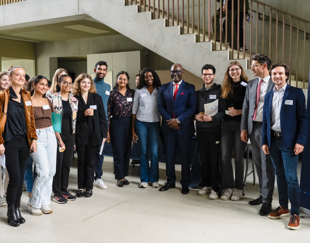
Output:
[262,63,308,230]
[157,63,197,194]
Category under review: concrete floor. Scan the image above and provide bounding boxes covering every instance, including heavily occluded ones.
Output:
[0,158,309,243]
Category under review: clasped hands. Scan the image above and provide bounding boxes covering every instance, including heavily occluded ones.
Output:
[167,119,181,129]
[194,113,212,122]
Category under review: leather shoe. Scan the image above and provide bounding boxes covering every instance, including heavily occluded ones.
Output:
[84,190,93,198]
[15,207,25,224]
[76,190,84,198]
[181,186,189,194]
[249,195,263,205]
[159,183,175,192]
[259,203,272,216]
[123,179,129,185]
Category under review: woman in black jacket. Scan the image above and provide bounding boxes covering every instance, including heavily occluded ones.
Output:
[72,73,107,198]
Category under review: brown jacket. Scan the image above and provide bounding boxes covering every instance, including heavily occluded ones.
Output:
[0,87,37,146]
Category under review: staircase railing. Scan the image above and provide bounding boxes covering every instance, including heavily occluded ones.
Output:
[127,0,310,87]
[0,0,25,6]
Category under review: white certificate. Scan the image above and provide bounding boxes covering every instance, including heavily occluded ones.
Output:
[204,100,218,117]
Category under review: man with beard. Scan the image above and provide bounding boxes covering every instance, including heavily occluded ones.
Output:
[93,61,110,189]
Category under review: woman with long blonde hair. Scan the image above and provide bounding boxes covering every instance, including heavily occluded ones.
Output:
[220,61,248,202]
[48,68,68,96]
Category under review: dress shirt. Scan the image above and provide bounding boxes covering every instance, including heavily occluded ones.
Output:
[271,84,287,132]
[254,76,270,122]
[132,87,160,122]
[173,80,183,95]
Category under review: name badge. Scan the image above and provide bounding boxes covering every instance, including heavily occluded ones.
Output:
[74,105,78,109]
[241,81,248,87]
[209,95,216,99]
[90,105,97,110]
[42,105,50,110]
[285,100,293,105]
[127,98,132,102]
[25,101,32,106]
[105,91,110,95]
[215,141,220,144]
[140,93,147,98]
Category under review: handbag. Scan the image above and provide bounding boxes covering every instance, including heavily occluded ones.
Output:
[0,91,8,135]
[51,112,62,133]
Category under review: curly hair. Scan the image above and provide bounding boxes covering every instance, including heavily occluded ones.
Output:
[221,61,248,99]
[51,68,68,94]
[137,68,161,90]
[72,73,97,96]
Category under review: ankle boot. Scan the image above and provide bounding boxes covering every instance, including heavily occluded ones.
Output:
[15,207,26,224]
[7,204,20,227]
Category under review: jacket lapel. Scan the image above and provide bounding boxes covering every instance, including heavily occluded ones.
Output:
[169,81,174,105]
[281,84,291,114]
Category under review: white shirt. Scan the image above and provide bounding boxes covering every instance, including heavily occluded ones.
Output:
[271,84,287,132]
[173,80,183,95]
[254,76,270,122]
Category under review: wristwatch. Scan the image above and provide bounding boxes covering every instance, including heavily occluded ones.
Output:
[176,118,181,124]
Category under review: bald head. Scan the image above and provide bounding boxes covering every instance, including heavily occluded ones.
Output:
[170,63,184,83]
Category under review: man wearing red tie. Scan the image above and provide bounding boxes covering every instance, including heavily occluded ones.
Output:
[157,64,196,194]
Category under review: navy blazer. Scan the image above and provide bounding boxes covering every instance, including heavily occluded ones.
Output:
[262,84,308,148]
[157,81,197,136]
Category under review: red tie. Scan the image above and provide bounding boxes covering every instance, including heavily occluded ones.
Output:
[173,83,179,101]
[253,79,263,121]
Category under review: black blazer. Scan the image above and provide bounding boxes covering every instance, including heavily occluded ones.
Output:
[75,93,107,145]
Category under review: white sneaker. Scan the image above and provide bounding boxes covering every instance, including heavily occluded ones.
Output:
[197,187,212,195]
[139,182,148,188]
[0,195,7,206]
[209,190,219,200]
[152,182,159,188]
[221,188,233,201]
[231,189,242,201]
[28,204,43,216]
[94,179,107,189]
[41,205,53,214]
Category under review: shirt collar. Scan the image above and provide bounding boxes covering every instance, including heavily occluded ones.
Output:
[273,83,287,93]
[261,76,270,83]
[173,80,183,86]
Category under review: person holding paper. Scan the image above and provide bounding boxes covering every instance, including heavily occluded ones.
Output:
[0,66,38,227]
[132,68,161,189]
[27,75,57,216]
[73,73,107,198]
[220,61,248,201]
[262,63,308,230]
[49,75,78,204]
[93,61,110,190]
[195,64,225,199]
[107,71,134,187]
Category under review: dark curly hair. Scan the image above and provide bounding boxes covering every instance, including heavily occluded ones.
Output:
[137,68,162,90]
[269,63,290,81]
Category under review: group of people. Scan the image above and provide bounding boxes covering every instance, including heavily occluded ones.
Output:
[0,54,307,231]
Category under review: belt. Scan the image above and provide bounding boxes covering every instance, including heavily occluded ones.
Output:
[273,131,282,137]
[253,121,262,125]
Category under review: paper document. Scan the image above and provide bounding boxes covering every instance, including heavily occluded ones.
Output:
[0,154,6,169]
[204,100,218,117]
[99,138,107,156]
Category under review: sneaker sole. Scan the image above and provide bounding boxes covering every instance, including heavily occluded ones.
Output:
[52,198,68,204]
[268,213,290,219]
[288,225,300,230]
[209,196,219,200]
[231,197,240,201]
[42,210,53,214]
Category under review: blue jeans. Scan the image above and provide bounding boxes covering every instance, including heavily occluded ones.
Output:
[269,135,300,215]
[24,156,37,193]
[135,120,160,183]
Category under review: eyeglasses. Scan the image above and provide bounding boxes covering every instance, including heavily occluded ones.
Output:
[250,64,262,69]
[171,70,182,75]
[229,67,241,72]
[202,74,214,77]
[62,81,73,86]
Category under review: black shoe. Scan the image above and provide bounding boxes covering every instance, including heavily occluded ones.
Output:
[15,207,25,224]
[7,204,20,227]
[181,186,189,195]
[117,180,124,187]
[159,182,175,192]
[259,203,272,216]
[123,179,129,185]
[76,190,84,198]
[249,195,263,205]
[62,192,77,201]
[84,190,93,198]
[52,193,68,204]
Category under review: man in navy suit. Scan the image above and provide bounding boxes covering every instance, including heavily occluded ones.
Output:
[262,63,308,230]
[157,63,197,194]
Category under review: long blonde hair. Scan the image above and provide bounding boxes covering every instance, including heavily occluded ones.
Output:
[72,73,97,96]
[51,68,68,94]
[221,61,248,99]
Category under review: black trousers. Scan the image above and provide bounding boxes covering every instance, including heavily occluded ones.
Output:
[197,130,221,193]
[164,129,191,187]
[110,117,132,180]
[76,142,99,191]
[5,136,30,207]
[52,133,75,194]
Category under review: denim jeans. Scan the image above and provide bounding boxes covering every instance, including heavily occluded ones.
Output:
[29,127,57,208]
[135,120,160,183]
[269,135,300,215]
[24,156,37,193]
[221,121,247,190]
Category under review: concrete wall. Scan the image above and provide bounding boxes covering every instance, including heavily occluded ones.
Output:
[57,60,87,81]
[1,58,35,78]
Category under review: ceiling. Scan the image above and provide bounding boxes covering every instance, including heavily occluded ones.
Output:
[0,18,119,43]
